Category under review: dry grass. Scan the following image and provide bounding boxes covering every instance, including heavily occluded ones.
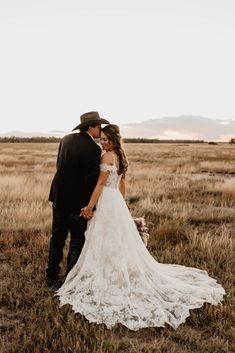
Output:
[0,142,235,353]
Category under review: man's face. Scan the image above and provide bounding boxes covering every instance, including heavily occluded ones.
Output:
[89,125,101,138]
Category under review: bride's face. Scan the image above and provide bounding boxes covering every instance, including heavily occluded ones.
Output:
[100,131,113,151]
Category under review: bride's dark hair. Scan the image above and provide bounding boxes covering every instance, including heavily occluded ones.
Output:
[102,124,128,176]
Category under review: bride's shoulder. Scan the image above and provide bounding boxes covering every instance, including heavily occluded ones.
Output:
[101,152,114,165]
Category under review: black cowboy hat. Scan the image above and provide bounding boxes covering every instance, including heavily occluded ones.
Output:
[72,111,110,130]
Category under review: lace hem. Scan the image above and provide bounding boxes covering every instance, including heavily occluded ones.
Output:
[56,280,225,330]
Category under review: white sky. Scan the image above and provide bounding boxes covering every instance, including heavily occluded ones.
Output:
[0,0,235,133]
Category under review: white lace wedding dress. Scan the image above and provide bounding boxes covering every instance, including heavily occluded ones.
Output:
[55,162,225,330]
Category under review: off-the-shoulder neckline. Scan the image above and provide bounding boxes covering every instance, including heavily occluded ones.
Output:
[100,163,117,169]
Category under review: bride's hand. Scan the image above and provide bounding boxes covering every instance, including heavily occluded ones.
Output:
[80,206,93,219]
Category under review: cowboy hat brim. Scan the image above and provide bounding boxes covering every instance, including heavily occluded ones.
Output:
[72,118,110,131]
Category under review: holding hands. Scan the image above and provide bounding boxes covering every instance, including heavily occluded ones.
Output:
[80,206,93,220]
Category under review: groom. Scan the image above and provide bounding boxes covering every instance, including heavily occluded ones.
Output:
[46,111,110,286]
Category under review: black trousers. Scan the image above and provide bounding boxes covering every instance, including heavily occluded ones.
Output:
[46,204,87,279]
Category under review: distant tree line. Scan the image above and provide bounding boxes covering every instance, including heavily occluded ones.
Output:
[0,136,62,143]
[123,138,160,143]
[123,138,205,144]
[229,137,235,144]
[0,136,206,144]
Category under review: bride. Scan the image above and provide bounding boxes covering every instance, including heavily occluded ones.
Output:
[55,124,225,330]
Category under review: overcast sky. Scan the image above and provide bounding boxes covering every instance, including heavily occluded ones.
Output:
[0,0,234,134]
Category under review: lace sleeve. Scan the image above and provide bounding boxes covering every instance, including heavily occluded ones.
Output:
[100,163,117,172]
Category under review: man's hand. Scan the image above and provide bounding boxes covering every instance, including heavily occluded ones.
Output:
[80,206,93,220]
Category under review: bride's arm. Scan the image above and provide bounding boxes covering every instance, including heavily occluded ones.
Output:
[119,175,125,198]
[85,171,108,212]
[81,153,113,217]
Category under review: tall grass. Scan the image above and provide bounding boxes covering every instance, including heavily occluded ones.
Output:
[0,142,235,353]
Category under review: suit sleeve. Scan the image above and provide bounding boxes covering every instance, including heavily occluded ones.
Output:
[56,141,62,169]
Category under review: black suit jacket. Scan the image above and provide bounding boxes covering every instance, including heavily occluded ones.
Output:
[49,131,101,211]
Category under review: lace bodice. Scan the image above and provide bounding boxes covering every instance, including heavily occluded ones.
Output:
[100,163,122,188]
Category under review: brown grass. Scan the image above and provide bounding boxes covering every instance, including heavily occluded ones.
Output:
[0,142,235,353]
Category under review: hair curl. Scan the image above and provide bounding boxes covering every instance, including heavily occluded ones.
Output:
[102,124,128,176]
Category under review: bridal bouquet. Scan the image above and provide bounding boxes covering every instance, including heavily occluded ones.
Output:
[133,216,150,247]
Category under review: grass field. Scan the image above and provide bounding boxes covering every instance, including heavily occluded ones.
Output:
[0,142,235,353]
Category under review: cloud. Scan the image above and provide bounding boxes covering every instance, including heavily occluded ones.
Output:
[121,115,235,141]
[1,115,235,141]
[156,130,203,140]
